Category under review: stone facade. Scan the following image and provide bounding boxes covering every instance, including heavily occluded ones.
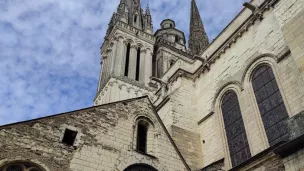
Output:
[154,0,304,170]
[0,97,188,171]
[1,0,304,170]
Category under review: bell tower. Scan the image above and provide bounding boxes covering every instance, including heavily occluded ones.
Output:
[94,0,156,106]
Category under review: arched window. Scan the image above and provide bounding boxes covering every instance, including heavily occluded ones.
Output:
[252,65,289,146]
[124,43,131,77]
[134,15,137,23]
[135,47,141,81]
[124,164,157,171]
[221,91,251,167]
[0,162,45,171]
[136,120,148,153]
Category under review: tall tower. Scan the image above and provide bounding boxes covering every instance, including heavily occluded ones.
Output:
[188,0,209,55]
[94,0,156,106]
[153,19,189,78]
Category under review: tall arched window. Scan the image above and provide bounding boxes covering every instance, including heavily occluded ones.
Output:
[252,65,289,146]
[124,43,131,77]
[0,162,45,171]
[136,120,148,153]
[135,47,141,81]
[221,91,251,167]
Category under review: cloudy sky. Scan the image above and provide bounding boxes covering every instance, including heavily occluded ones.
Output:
[0,0,248,126]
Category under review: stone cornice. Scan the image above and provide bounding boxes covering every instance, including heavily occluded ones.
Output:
[156,47,194,64]
[200,0,278,56]
[94,76,156,101]
[206,0,277,65]
[101,21,156,54]
[167,0,279,82]
[154,0,283,103]
[156,38,193,59]
[154,27,187,43]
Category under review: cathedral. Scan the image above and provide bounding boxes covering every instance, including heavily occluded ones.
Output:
[1,0,304,170]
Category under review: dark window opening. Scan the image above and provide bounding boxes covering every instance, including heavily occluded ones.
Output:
[7,165,23,171]
[221,91,251,167]
[62,129,78,146]
[170,24,173,27]
[152,55,156,77]
[124,43,131,77]
[252,65,289,146]
[169,60,175,67]
[175,35,179,43]
[135,47,141,81]
[134,15,137,23]
[137,123,148,153]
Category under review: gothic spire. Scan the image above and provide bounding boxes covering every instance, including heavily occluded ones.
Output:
[188,0,209,55]
[146,4,151,15]
[143,4,153,34]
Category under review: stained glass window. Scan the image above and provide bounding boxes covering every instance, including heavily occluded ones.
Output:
[252,65,289,146]
[221,91,251,167]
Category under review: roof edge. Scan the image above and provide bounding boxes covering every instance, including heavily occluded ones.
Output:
[147,98,191,171]
[0,96,149,128]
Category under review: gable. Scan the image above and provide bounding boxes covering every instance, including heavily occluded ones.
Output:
[0,96,189,171]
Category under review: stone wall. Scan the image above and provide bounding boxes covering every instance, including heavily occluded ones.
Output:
[195,8,303,170]
[282,9,304,81]
[194,1,304,169]
[283,149,304,171]
[0,97,188,171]
[156,0,304,170]
[170,125,203,170]
[238,153,285,171]
[94,77,156,106]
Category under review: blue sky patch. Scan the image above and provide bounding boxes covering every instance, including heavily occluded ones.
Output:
[0,0,248,125]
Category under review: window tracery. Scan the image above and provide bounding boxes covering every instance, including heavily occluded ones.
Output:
[252,65,289,146]
[221,91,251,167]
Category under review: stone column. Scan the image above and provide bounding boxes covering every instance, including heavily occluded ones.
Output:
[101,55,109,86]
[97,60,103,91]
[128,44,137,79]
[145,49,153,86]
[114,38,127,76]
[110,38,118,75]
[163,55,168,73]
[139,49,147,84]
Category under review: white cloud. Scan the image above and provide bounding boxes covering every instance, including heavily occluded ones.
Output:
[0,0,248,126]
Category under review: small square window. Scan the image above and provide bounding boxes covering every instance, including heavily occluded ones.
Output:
[62,129,78,146]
